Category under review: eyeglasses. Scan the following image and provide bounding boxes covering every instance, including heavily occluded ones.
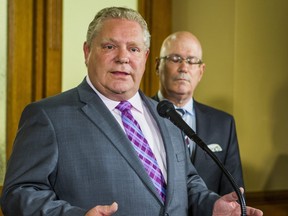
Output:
[157,54,203,65]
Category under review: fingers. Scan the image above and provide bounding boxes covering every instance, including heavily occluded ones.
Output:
[239,187,244,194]
[246,206,263,216]
[98,202,118,215]
[220,191,239,202]
[222,187,245,202]
[109,202,118,213]
[86,202,118,216]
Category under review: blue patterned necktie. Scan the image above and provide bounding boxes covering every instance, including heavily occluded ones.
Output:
[176,108,193,156]
[116,101,166,202]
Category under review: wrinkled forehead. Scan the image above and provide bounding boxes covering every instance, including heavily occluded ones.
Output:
[94,19,147,48]
[161,35,202,58]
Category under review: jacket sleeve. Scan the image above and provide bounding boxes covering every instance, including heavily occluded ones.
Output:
[186,152,221,215]
[1,103,87,216]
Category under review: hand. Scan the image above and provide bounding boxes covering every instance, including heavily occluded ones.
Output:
[213,188,263,216]
[85,202,118,216]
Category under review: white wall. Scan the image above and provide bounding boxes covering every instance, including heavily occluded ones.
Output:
[62,0,137,91]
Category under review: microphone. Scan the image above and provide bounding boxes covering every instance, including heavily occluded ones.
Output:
[157,100,247,216]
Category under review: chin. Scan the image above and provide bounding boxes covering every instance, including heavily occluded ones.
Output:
[111,86,132,95]
[175,87,189,93]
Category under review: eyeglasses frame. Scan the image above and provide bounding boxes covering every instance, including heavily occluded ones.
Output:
[156,54,203,65]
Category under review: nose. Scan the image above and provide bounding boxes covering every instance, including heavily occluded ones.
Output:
[177,61,188,73]
[118,57,129,64]
[116,48,129,64]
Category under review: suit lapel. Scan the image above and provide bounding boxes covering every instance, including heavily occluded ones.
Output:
[195,100,214,141]
[193,100,211,164]
[77,81,165,203]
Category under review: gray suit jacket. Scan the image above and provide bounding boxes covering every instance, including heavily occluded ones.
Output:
[1,80,220,216]
[152,94,244,195]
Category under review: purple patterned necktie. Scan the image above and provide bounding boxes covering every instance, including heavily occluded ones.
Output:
[116,101,166,202]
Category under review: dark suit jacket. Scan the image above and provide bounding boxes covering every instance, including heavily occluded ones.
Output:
[1,80,220,216]
[152,94,244,195]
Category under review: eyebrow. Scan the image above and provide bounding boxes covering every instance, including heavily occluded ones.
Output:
[103,38,141,46]
[169,53,199,58]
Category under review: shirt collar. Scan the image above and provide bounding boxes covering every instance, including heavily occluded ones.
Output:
[157,90,195,116]
[86,75,144,114]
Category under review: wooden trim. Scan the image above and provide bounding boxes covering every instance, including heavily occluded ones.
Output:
[2,1,62,214]
[45,0,62,97]
[246,190,288,215]
[6,0,62,159]
[246,190,288,205]
[138,0,171,96]
[7,0,34,158]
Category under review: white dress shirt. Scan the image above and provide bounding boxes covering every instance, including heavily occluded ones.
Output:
[157,91,196,157]
[86,76,167,182]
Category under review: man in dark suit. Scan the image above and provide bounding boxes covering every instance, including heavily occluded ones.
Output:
[1,7,262,216]
[152,31,244,195]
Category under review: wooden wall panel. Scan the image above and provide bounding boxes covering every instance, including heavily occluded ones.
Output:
[2,1,62,212]
[6,0,62,159]
[45,0,62,97]
[138,0,171,96]
[7,0,34,158]
[246,190,288,215]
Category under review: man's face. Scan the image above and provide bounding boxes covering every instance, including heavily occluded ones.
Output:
[158,35,205,103]
[83,19,149,101]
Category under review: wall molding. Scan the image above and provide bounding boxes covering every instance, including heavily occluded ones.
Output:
[246,190,288,215]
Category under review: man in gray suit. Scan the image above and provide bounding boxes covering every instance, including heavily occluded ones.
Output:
[1,6,262,216]
[152,31,244,196]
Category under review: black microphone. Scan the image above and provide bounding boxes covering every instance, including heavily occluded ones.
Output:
[157,100,247,216]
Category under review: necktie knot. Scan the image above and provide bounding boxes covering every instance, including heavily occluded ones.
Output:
[176,108,186,116]
[116,101,132,113]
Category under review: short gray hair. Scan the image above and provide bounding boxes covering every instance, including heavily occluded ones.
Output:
[86,7,151,49]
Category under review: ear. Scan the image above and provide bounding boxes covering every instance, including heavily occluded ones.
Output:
[155,58,160,74]
[83,42,90,65]
[198,63,206,81]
